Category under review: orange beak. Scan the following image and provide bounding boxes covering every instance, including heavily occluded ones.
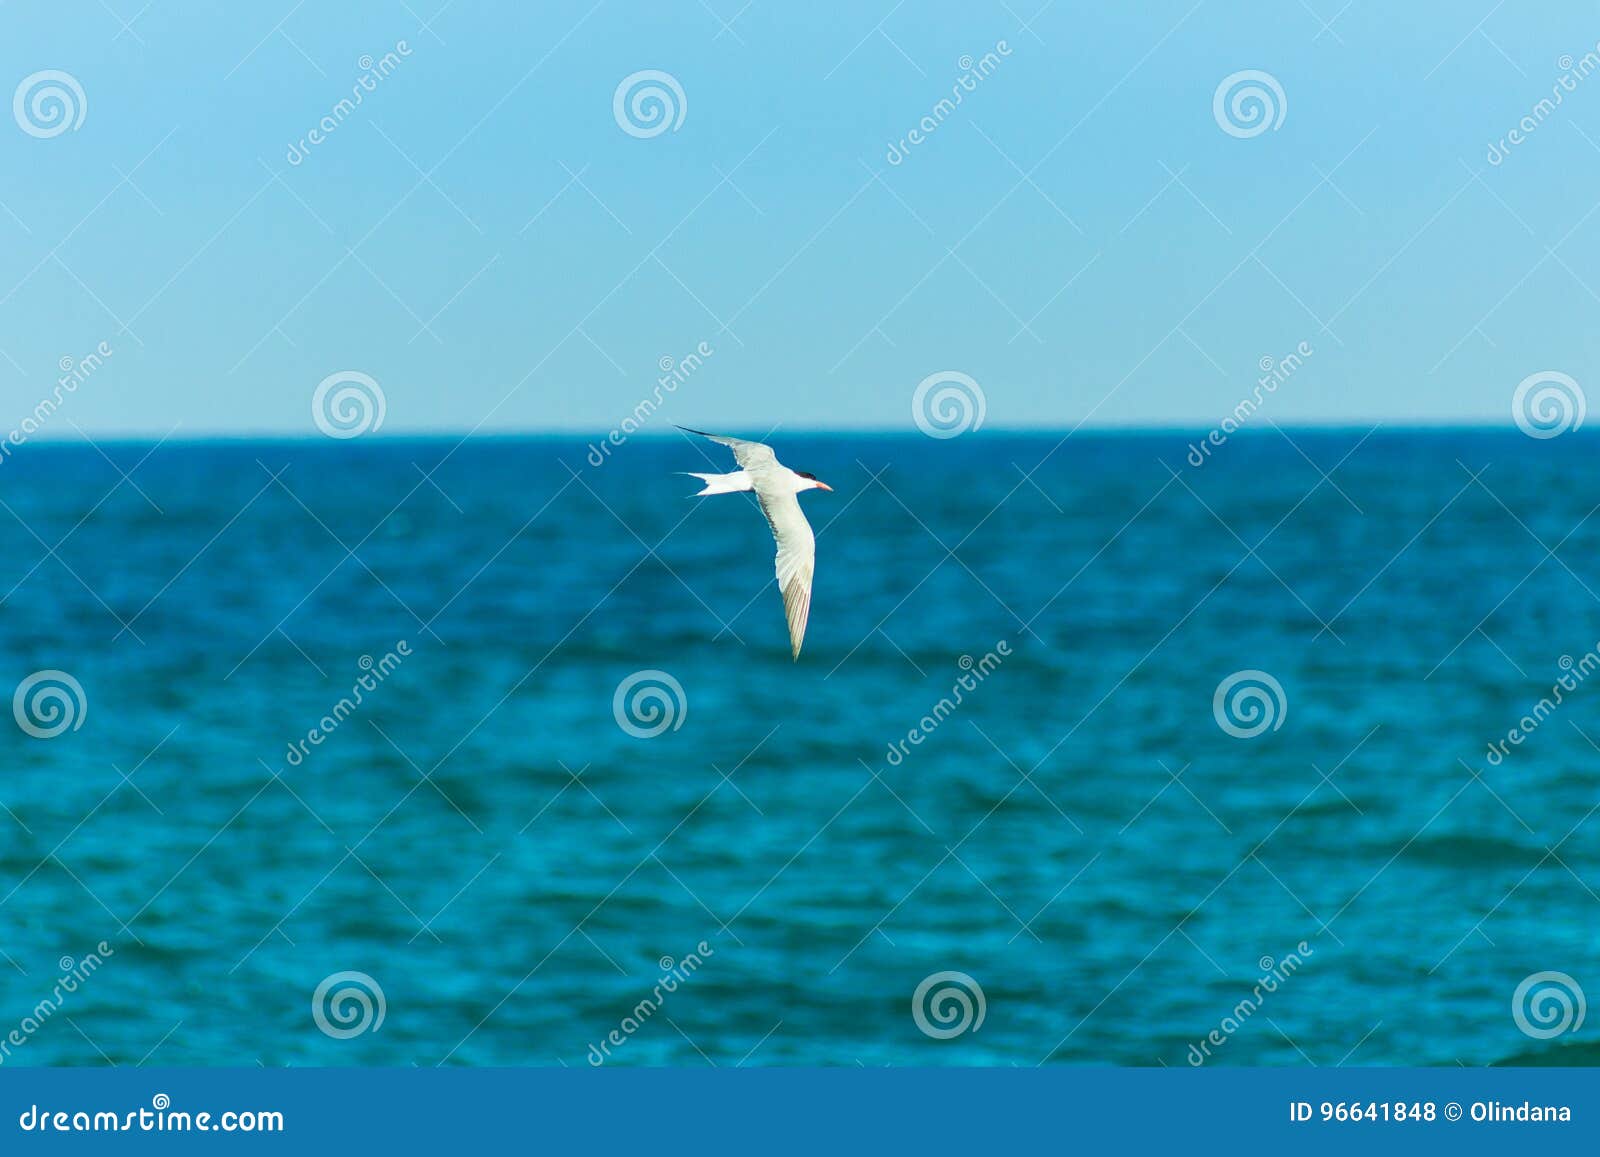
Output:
[814,481,833,491]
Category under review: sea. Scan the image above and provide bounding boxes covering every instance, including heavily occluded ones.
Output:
[1,429,1597,1067]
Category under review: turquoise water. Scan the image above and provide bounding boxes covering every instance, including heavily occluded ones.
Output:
[1,429,1597,1066]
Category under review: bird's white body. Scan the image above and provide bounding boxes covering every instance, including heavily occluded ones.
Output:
[678,429,832,659]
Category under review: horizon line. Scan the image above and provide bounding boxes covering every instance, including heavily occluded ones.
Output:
[3,418,1566,445]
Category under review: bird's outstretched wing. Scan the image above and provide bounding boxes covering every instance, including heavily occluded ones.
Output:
[677,426,777,471]
[754,488,815,660]
[678,426,814,658]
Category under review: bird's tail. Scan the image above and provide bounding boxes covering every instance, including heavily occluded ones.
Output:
[680,470,753,496]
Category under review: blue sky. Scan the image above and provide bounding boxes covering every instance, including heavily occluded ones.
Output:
[3,0,1599,434]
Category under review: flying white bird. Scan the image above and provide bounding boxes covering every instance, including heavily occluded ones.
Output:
[678,427,834,660]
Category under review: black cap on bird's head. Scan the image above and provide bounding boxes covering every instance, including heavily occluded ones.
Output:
[794,470,833,492]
